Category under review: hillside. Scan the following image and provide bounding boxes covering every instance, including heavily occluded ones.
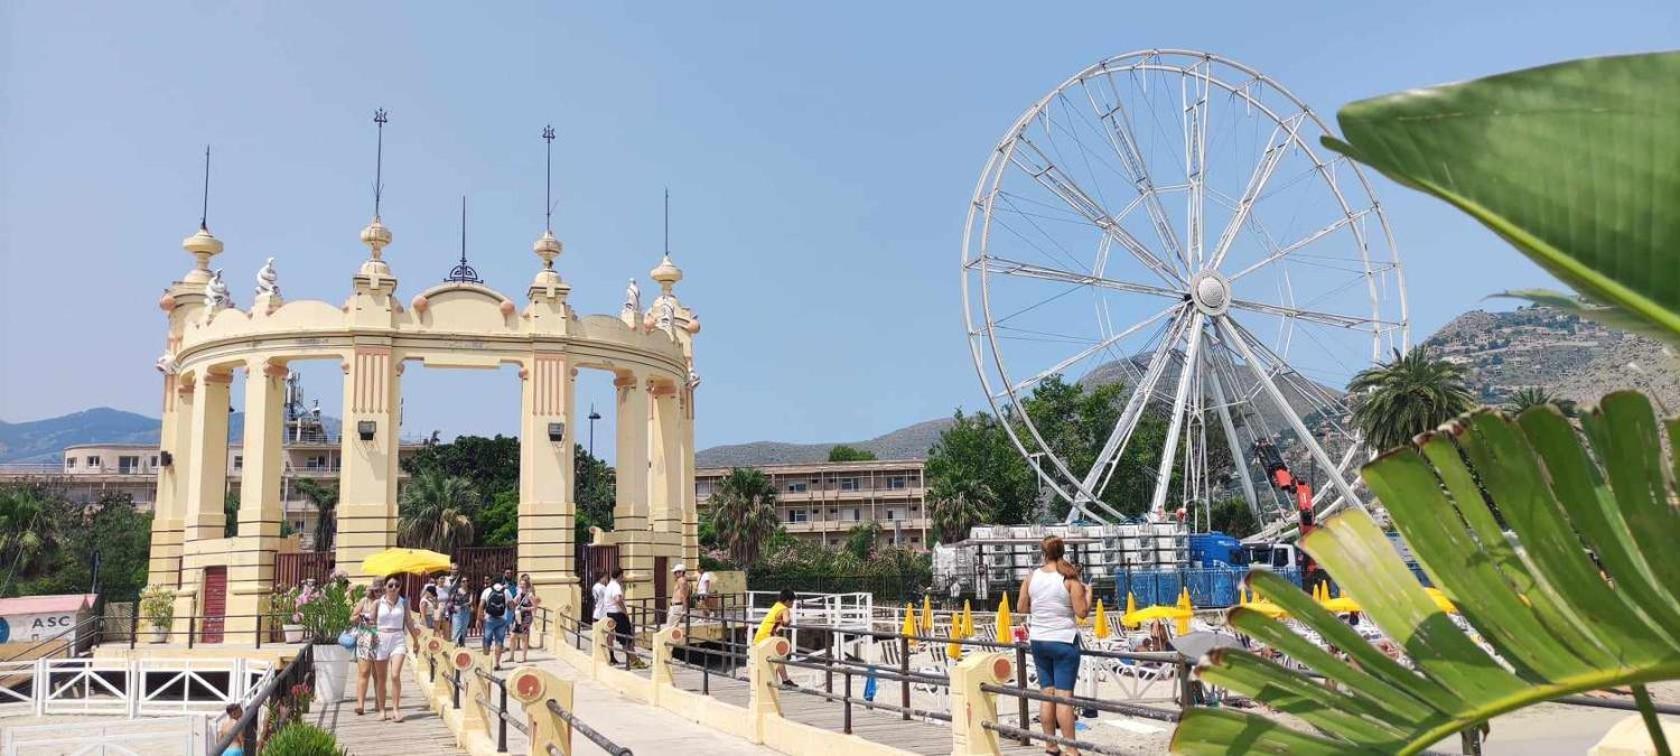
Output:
[695,417,953,467]
[0,408,163,464]
[1423,307,1680,410]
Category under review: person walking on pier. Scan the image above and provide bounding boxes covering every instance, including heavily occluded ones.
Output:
[481,576,516,671]
[1016,536,1090,756]
[374,575,416,721]
[509,573,540,664]
[447,578,473,647]
[666,563,690,629]
[603,568,642,669]
[592,573,618,664]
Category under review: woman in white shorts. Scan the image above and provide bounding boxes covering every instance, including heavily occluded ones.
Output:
[372,576,415,721]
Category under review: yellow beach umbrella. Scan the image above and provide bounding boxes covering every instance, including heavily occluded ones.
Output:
[1322,595,1362,614]
[360,547,450,577]
[1175,589,1193,636]
[1242,600,1289,619]
[996,594,1013,644]
[1123,592,1139,629]
[921,595,934,636]
[1425,587,1459,614]
[961,600,973,638]
[1093,599,1110,640]
[1122,605,1190,626]
[901,603,918,647]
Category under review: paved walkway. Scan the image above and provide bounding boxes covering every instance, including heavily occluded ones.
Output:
[530,657,777,755]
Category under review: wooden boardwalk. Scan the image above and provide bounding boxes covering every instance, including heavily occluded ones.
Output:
[314,693,461,755]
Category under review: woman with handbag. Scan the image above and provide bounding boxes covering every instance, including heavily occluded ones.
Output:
[352,582,384,716]
[1015,537,1090,756]
[373,575,415,721]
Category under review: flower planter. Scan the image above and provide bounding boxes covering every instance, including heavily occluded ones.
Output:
[312,643,354,702]
[282,624,306,644]
[149,626,169,644]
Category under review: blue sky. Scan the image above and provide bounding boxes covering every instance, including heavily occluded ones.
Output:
[2,1,1676,456]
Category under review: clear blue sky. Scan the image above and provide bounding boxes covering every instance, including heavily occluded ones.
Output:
[2,1,1675,456]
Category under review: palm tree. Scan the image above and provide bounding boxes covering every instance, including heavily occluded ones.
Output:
[397,469,478,554]
[928,478,993,545]
[0,486,58,589]
[1504,386,1578,417]
[292,479,338,552]
[705,468,780,567]
[1347,346,1476,452]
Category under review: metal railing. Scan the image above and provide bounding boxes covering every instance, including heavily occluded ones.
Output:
[545,698,632,756]
[207,644,313,755]
[128,612,296,649]
[471,667,531,752]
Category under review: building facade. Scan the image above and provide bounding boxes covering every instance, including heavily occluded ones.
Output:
[695,459,930,549]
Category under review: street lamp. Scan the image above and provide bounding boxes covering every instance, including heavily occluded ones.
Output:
[587,404,602,458]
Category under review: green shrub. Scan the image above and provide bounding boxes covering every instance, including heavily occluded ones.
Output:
[262,721,345,756]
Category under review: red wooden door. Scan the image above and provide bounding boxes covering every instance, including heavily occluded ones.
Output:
[202,566,227,644]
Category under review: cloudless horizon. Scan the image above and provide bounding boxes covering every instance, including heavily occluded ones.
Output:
[3,2,1676,457]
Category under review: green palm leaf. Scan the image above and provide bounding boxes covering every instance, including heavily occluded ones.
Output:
[1172,393,1680,754]
[1321,51,1680,346]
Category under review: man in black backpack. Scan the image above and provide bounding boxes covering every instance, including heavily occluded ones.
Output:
[480,577,514,670]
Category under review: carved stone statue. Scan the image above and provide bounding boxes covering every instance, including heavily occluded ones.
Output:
[155,353,178,375]
[657,299,676,331]
[687,364,701,390]
[203,268,231,323]
[255,257,280,297]
[623,278,641,316]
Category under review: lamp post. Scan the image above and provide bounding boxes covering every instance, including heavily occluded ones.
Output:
[587,404,602,458]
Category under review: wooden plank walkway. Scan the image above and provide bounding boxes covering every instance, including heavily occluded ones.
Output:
[314,693,461,755]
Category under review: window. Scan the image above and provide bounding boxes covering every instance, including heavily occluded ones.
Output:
[305,454,329,469]
[851,508,861,521]
[787,481,808,493]
[118,456,141,474]
[86,456,100,468]
[840,477,859,492]
[788,510,809,523]
[233,455,244,471]
[64,458,76,470]
[885,509,897,521]
[887,476,907,490]
[150,456,159,467]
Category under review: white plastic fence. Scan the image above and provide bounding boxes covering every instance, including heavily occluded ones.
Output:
[0,657,272,719]
[2,716,202,756]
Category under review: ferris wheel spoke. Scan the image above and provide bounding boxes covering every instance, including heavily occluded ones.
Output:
[1147,313,1207,517]
[991,303,1181,401]
[1081,309,1193,496]
[1202,347,1261,516]
[1226,209,1373,283]
[1084,77,1187,269]
[1215,315,1364,511]
[1011,137,1187,287]
[1209,113,1306,271]
[978,255,1185,301]
[1227,297,1396,329]
[1182,61,1212,269]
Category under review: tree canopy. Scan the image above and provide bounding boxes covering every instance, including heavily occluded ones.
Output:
[826,445,877,462]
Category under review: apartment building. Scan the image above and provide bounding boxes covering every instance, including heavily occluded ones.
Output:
[694,459,930,549]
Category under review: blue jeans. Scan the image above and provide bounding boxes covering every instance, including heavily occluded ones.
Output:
[451,609,471,646]
[483,615,510,647]
[1030,640,1081,691]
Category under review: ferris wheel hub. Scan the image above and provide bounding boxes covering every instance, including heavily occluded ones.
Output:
[1189,272,1232,316]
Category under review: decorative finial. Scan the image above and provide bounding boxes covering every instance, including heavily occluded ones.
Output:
[255,257,280,297]
[446,195,482,283]
[623,278,641,318]
[203,268,231,324]
[663,186,670,257]
[180,145,223,280]
[372,108,388,219]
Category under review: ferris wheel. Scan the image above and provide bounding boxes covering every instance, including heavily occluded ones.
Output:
[960,50,1408,535]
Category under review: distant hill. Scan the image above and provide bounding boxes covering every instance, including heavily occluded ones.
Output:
[1424,306,1679,409]
[0,408,163,464]
[695,418,954,468]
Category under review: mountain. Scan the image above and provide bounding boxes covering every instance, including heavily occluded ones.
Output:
[0,408,163,464]
[694,418,954,468]
[1423,306,1679,409]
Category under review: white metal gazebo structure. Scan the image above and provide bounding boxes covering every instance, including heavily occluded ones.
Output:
[961,50,1408,536]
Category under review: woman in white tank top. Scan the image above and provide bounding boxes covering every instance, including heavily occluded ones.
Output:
[1015,536,1090,756]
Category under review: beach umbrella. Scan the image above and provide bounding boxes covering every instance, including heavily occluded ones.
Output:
[921,594,934,636]
[1170,631,1244,662]
[961,600,973,638]
[901,603,918,648]
[360,547,450,577]
[1322,595,1362,614]
[1122,605,1190,626]
[1242,600,1289,619]
[1124,592,1139,629]
[995,594,1012,644]
[1425,587,1459,614]
[1093,599,1110,640]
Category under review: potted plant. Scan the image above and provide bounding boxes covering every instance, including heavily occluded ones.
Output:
[269,587,306,643]
[139,585,174,643]
[295,571,356,702]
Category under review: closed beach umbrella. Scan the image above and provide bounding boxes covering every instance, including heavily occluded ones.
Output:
[995,594,1012,644]
[961,600,973,638]
[1093,599,1110,640]
[901,603,918,647]
[921,594,934,636]
[1124,592,1138,629]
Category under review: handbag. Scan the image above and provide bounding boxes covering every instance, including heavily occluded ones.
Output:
[337,630,357,650]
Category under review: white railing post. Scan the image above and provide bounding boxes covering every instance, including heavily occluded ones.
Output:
[33,658,47,716]
[127,661,140,719]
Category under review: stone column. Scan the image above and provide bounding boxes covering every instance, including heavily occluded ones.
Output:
[680,385,699,569]
[148,372,195,589]
[182,368,233,543]
[519,352,579,619]
[613,370,652,598]
[650,382,681,536]
[226,359,287,638]
[336,346,402,568]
